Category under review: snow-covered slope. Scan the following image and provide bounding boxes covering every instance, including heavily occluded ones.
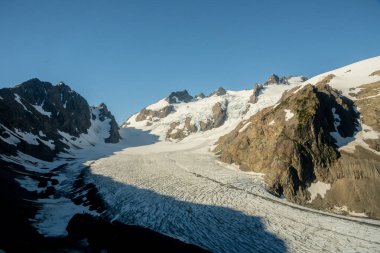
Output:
[296,56,380,98]
[0,79,122,240]
[92,56,380,252]
[124,76,305,140]
[293,56,380,155]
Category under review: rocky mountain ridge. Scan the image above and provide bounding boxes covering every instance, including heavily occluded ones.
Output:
[124,56,380,219]
[124,75,306,140]
[0,79,206,252]
[215,57,380,219]
[0,78,121,160]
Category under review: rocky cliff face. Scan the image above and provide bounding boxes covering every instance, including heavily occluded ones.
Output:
[0,79,123,251]
[0,79,120,161]
[166,90,193,103]
[214,68,380,219]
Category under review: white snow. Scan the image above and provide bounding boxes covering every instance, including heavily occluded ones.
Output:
[13,128,55,149]
[333,206,368,218]
[307,181,331,202]
[0,95,3,99]
[238,122,251,133]
[14,93,32,113]
[284,109,294,121]
[146,98,170,111]
[0,124,21,146]
[294,56,380,99]
[15,176,45,194]
[329,108,353,147]
[86,131,380,253]
[125,78,304,141]
[4,57,380,251]
[268,120,275,125]
[33,197,99,237]
[339,123,380,155]
[32,101,52,117]
[58,107,113,150]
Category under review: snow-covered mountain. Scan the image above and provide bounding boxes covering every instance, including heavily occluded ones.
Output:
[215,56,380,219]
[123,75,307,140]
[123,56,380,219]
[0,79,205,252]
[85,56,380,253]
[1,56,380,252]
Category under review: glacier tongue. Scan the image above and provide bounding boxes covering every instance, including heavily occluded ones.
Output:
[87,131,380,253]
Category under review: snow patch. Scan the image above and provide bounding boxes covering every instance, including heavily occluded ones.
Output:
[14,93,32,113]
[329,108,353,147]
[33,197,99,237]
[14,129,55,149]
[268,120,275,125]
[58,107,113,150]
[333,206,368,218]
[32,101,52,117]
[239,122,252,133]
[15,176,45,194]
[308,181,331,202]
[284,109,294,121]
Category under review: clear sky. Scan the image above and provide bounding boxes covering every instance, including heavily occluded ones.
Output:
[0,0,379,122]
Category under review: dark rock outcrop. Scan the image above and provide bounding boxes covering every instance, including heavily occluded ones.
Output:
[264,74,289,86]
[195,92,206,99]
[0,78,120,160]
[98,103,121,143]
[209,87,227,96]
[166,90,193,104]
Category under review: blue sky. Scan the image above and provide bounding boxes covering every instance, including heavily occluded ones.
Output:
[0,0,379,122]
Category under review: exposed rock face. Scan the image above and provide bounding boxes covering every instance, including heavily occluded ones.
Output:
[0,79,121,160]
[135,105,175,122]
[264,74,289,86]
[263,74,308,87]
[249,84,263,104]
[0,78,122,161]
[166,90,193,103]
[195,92,206,99]
[212,100,228,128]
[370,70,380,76]
[0,79,128,251]
[98,103,121,143]
[214,82,380,218]
[209,87,227,96]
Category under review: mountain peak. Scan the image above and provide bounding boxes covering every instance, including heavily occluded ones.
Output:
[264,74,289,86]
[165,90,193,104]
[209,87,227,96]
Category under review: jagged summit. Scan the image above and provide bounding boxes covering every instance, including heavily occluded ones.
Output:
[263,74,308,86]
[165,90,193,104]
[195,92,206,99]
[0,79,121,160]
[209,87,227,96]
